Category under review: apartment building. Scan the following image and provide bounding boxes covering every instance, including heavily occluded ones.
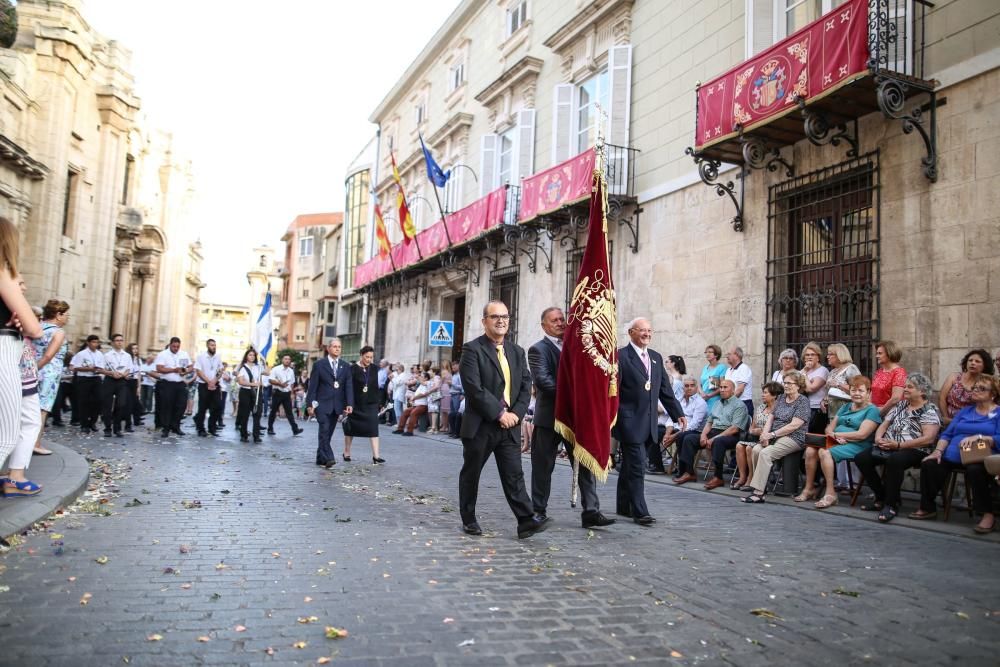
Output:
[279,213,342,354]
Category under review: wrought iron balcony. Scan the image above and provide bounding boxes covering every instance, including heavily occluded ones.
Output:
[688,0,937,231]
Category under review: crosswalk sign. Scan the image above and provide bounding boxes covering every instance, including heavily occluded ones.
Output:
[428,320,455,347]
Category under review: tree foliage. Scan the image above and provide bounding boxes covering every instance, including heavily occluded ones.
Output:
[274,347,308,375]
[0,0,16,49]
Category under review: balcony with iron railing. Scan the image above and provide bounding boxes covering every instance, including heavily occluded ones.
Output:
[687,0,937,232]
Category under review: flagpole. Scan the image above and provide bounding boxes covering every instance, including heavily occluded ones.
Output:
[430,183,454,247]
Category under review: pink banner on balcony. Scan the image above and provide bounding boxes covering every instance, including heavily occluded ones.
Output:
[352,186,509,289]
[695,0,869,151]
[518,148,596,223]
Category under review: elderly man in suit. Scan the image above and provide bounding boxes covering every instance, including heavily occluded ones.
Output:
[613,317,686,525]
[459,300,549,539]
[529,306,616,529]
[306,338,354,468]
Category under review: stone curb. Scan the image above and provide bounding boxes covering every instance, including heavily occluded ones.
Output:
[0,441,90,539]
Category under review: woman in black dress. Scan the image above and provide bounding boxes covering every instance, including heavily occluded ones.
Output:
[235,348,263,443]
[343,345,384,464]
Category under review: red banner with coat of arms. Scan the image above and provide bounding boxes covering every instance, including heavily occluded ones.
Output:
[518,148,596,223]
[695,0,869,151]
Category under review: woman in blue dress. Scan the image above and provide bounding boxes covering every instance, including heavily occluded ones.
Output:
[31,299,69,455]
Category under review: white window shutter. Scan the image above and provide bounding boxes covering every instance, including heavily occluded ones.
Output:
[753,0,775,54]
[480,133,498,196]
[514,109,535,182]
[607,44,632,195]
[552,84,573,164]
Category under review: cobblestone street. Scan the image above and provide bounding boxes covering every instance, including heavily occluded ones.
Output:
[1,420,998,666]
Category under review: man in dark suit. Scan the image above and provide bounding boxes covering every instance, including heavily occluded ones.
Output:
[613,317,686,525]
[529,307,615,529]
[306,338,354,468]
[459,300,549,539]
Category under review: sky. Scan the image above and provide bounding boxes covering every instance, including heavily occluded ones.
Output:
[83,0,460,303]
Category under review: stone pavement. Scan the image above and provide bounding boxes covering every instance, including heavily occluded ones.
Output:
[0,419,998,666]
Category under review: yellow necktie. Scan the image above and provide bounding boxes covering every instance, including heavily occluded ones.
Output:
[496,344,511,407]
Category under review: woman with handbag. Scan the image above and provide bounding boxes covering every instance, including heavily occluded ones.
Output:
[909,374,1000,534]
[853,373,942,523]
[342,346,384,464]
[798,375,882,509]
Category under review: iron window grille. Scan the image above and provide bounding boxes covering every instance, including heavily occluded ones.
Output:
[765,151,880,377]
[488,265,520,344]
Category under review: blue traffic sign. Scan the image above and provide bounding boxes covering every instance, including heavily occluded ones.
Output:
[428,320,455,347]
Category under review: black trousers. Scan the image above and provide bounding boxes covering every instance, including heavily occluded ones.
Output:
[854,446,925,508]
[75,376,102,429]
[459,424,534,525]
[101,377,129,432]
[646,424,668,472]
[677,428,739,477]
[194,384,221,434]
[919,458,995,514]
[236,387,262,439]
[126,378,142,424]
[268,390,298,431]
[531,425,599,516]
[156,381,187,432]
[616,440,651,518]
[51,381,73,422]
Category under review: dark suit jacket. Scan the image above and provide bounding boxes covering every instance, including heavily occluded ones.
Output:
[350,363,381,408]
[613,345,684,444]
[528,337,560,430]
[306,356,354,416]
[459,334,531,442]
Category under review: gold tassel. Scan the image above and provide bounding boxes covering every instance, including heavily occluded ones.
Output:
[608,373,617,397]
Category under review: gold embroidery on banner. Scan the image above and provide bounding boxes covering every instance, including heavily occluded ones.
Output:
[788,37,809,65]
[568,269,618,396]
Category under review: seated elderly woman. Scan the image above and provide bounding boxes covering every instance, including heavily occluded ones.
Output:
[733,381,782,490]
[771,349,798,382]
[740,372,811,504]
[853,373,942,523]
[909,374,1000,535]
[798,376,882,509]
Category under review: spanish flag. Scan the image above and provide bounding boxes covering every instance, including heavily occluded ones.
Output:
[553,160,619,482]
[374,203,392,257]
[390,151,417,244]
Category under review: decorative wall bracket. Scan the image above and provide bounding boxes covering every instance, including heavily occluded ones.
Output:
[874,76,937,182]
[443,247,481,286]
[608,199,640,253]
[686,147,745,233]
[738,132,794,177]
[798,98,859,160]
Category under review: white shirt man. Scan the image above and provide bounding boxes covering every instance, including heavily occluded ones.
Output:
[104,347,133,380]
[724,347,753,401]
[154,347,193,383]
[140,358,158,387]
[270,362,296,393]
[194,349,222,385]
[71,344,106,378]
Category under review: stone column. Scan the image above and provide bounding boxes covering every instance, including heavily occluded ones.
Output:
[111,255,132,336]
[138,269,156,353]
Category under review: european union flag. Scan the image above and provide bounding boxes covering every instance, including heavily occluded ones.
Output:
[419,134,451,188]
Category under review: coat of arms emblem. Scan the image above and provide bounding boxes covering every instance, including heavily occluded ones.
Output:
[751,58,787,110]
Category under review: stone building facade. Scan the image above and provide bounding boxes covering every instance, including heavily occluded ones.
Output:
[279,213,342,355]
[352,0,999,394]
[0,0,203,353]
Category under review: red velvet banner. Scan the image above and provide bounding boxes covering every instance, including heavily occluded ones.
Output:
[518,148,596,223]
[695,0,869,151]
[352,186,509,289]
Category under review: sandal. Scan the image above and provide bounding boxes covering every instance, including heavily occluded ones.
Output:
[814,494,838,509]
[794,488,818,503]
[973,520,996,534]
[740,493,766,504]
[860,501,884,512]
[3,479,41,496]
[730,478,747,490]
[907,510,937,520]
[877,506,897,523]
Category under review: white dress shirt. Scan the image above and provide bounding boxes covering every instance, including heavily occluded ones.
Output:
[104,349,133,377]
[270,365,296,393]
[154,349,192,382]
[71,349,106,377]
[194,352,222,384]
[140,362,157,386]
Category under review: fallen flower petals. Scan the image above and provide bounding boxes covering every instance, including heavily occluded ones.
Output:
[292,641,308,649]
[324,626,348,639]
[180,583,192,589]
[95,556,109,565]
[442,617,455,624]
[265,647,275,656]
[147,634,163,642]
[317,658,332,665]
[234,625,247,632]
[298,616,319,624]
[80,593,93,605]
[196,636,211,643]
[458,639,475,647]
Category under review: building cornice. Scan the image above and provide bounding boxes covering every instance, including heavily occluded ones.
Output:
[474,56,543,106]
[0,133,47,180]
[542,0,634,53]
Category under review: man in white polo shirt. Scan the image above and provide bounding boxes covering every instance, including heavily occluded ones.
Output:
[70,335,105,433]
[725,346,754,428]
[267,354,302,436]
[154,337,193,438]
[193,338,222,437]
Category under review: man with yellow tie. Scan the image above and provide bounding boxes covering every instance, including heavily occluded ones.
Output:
[458,300,549,539]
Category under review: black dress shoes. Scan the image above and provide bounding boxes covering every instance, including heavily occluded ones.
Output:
[462,522,483,536]
[324,460,335,469]
[266,430,276,436]
[634,515,656,526]
[161,429,170,438]
[171,428,186,436]
[104,429,113,438]
[582,512,616,528]
[517,515,552,539]
[616,509,633,518]
[293,428,304,436]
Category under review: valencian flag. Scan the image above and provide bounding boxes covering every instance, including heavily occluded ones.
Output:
[373,202,392,257]
[390,151,417,244]
[554,158,619,482]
